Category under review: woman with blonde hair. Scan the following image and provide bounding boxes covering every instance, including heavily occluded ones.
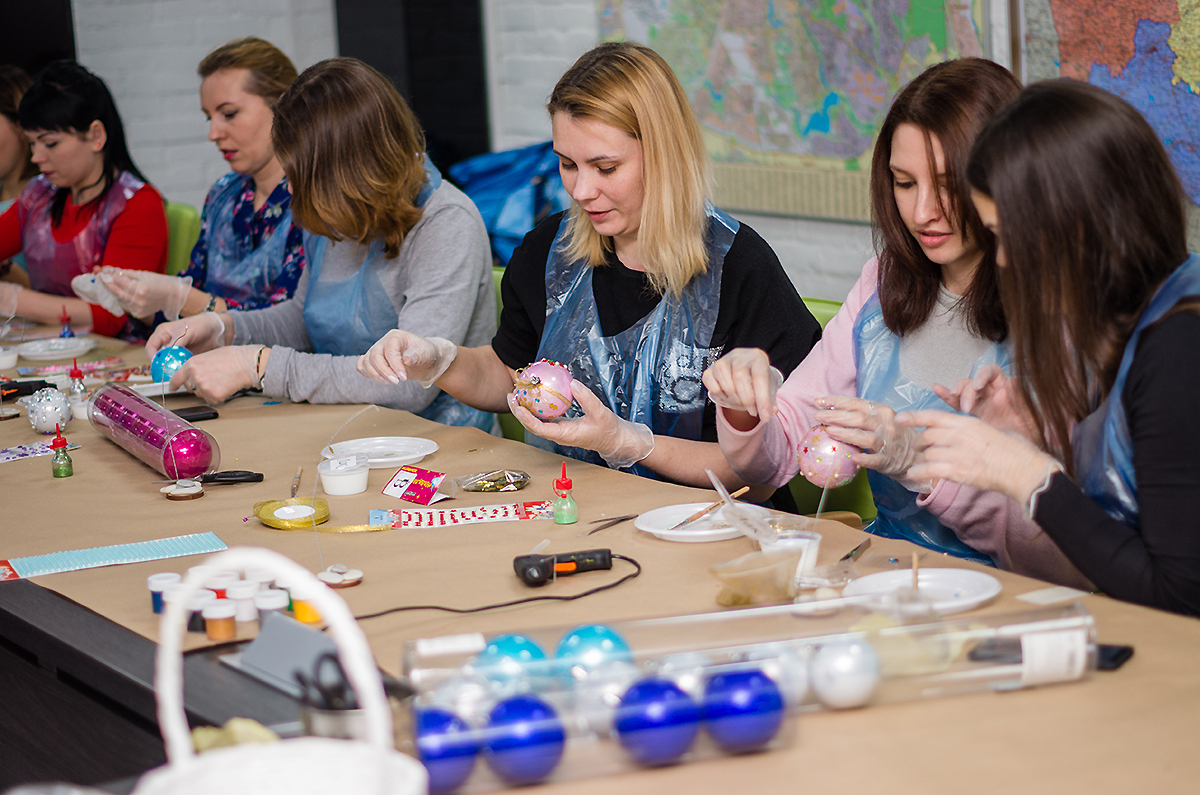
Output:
[90,37,307,325]
[358,41,818,489]
[147,57,495,428]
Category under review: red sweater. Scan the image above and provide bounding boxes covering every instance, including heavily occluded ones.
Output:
[0,182,168,336]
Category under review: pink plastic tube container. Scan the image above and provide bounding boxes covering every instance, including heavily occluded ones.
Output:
[87,383,220,479]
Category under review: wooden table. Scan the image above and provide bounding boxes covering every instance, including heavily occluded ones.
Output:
[1,336,1198,794]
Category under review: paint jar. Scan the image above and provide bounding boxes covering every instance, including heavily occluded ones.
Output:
[202,601,237,641]
[206,571,239,599]
[254,588,289,621]
[186,589,218,633]
[0,347,17,370]
[290,580,322,625]
[188,565,216,585]
[162,583,188,618]
[317,453,370,495]
[227,580,260,623]
[147,572,182,614]
[244,566,275,591]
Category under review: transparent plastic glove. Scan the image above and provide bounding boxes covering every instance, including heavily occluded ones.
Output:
[702,347,783,420]
[508,379,655,469]
[100,268,194,321]
[897,409,1059,505]
[70,272,125,316]
[168,345,262,405]
[146,312,227,358]
[0,281,20,317]
[814,395,922,480]
[933,363,1038,443]
[356,330,457,388]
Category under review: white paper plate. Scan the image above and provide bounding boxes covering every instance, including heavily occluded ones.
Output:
[321,436,439,469]
[841,568,1002,615]
[17,337,97,361]
[635,502,772,542]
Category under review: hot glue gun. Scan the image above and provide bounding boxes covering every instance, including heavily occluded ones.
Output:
[513,548,613,587]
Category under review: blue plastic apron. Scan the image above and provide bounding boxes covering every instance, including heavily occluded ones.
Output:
[854,292,1008,563]
[1074,253,1200,528]
[301,159,492,430]
[530,204,736,478]
[197,174,294,308]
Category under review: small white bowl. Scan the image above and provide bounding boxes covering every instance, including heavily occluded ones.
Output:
[318,453,370,495]
[0,347,17,370]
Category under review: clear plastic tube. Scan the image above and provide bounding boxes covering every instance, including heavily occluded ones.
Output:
[87,383,219,479]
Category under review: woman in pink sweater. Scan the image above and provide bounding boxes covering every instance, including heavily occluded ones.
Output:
[704,59,1088,587]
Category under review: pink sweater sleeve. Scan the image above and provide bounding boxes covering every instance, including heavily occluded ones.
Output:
[717,257,879,488]
[717,257,1091,587]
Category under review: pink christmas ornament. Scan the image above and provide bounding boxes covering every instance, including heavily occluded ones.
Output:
[798,426,860,488]
[512,359,573,420]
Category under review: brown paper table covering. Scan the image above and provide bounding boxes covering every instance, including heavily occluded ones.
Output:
[3,337,1199,792]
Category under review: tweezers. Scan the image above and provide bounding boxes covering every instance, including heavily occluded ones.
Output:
[583,513,638,535]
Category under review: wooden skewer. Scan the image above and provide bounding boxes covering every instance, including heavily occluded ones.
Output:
[912,551,919,591]
[669,485,751,530]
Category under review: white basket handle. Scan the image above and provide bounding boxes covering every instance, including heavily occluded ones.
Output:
[155,547,393,764]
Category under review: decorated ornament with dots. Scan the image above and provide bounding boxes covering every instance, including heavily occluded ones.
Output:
[512,359,573,420]
[798,425,860,488]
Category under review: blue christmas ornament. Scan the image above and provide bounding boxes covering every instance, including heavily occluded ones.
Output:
[151,346,193,383]
[614,678,700,766]
[483,694,565,785]
[415,708,480,794]
[472,633,548,686]
[555,624,633,681]
[702,669,786,753]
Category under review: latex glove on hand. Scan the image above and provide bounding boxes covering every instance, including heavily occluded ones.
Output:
[357,330,457,388]
[100,267,193,321]
[897,409,1061,506]
[508,379,655,469]
[814,395,930,491]
[168,345,262,405]
[0,281,20,317]
[146,312,227,358]
[702,347,783,423]
[933,363,1038,443]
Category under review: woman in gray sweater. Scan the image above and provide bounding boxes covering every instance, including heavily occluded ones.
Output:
[147,58,495,428]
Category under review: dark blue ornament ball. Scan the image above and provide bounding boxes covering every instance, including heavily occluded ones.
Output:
[415,707,480,794]
[614,677,700,766]
[702,669,785,753]
[483,694,566,785]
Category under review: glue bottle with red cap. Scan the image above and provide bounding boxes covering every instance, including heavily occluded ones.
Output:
[50,424,72,478]
[58,305,74,338]
[553,461,577,524]
[66,358,87,417]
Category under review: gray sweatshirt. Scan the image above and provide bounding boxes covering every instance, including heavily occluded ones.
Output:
[230,181,495,410]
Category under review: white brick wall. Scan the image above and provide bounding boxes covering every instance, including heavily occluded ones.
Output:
[72,0,338,210]
[482,0,873,301]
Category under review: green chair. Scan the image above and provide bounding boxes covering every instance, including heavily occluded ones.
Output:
[789,295,877,521]
[164,201,201,276]
[494,267,526,442]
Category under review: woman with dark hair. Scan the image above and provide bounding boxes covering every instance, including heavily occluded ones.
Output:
[900,80,1200,615]
[145,57,495,429]
[706,59,1086,584]
[91,38,306,323]
[355,42,818,491]
[0,64,37,284]
[0,61,167,336]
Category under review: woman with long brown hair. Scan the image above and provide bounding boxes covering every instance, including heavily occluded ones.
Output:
[0,65,37,284]
[901,80,1200,615]
[145,57,495,428]
[706,59,1086,585]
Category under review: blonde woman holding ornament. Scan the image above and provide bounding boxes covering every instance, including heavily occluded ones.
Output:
[705,59,1087,586]
[358,42,819,492]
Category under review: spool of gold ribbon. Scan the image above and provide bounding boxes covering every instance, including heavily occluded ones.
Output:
[253,498,331,529]
[252,497,391,533]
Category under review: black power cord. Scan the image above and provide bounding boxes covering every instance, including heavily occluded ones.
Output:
[352,553,642,621]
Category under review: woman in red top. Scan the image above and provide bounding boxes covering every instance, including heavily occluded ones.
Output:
[0,61,167,336]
